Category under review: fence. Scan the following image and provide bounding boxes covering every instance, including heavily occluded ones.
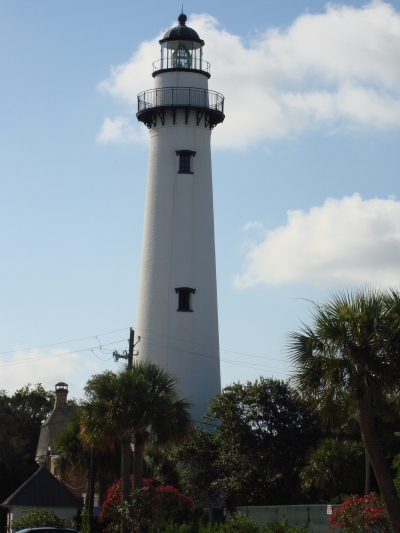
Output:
[204,505,341,533]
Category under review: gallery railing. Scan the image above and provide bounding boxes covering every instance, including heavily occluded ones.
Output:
[137,87,224,114]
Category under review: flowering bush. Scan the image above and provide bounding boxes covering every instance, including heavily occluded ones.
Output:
[329,494,390,533]
[100,478,193,533]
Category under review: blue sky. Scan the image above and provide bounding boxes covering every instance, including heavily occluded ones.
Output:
[1,0,400,402]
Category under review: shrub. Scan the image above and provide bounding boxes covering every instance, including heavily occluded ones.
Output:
[329,494,390,533]
[159,514,309,533]
[11,507,74,530]
[265,518,309,533]
[100,478,193,533]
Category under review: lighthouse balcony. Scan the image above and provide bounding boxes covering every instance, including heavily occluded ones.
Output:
[152,59,211,78]
[137,87,225,129]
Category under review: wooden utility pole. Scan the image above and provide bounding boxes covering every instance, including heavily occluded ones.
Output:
[113,328,139,368]
[128,328,134,369]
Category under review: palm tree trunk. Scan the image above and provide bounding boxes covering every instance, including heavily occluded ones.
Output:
[88,451,96,533]
[357,398,400,533]
[121,439,132,533]
[133,434,146,490]
[365,449,371,495]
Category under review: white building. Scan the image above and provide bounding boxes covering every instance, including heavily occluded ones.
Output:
[136,13,224,424]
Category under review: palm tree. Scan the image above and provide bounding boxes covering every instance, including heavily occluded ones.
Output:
[288,288,400,533]
[55,408,120,520]
[80,362,192,532]
[300,437,364,501]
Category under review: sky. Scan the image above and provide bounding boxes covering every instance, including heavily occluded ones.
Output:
[1,0,400,403]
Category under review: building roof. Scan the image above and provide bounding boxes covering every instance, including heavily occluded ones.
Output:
[160,13,204,46]
[1,467,83,508]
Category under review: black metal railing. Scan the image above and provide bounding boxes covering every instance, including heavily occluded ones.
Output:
[152,58,211,75]
[137,87,224,115]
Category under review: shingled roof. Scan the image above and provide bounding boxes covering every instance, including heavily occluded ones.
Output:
[1,467,83,508]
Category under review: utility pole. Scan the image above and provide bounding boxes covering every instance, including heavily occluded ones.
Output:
[113,328,140,368]
[128,328,134,369]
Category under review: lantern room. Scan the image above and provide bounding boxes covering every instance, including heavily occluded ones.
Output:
[152,13,211,77]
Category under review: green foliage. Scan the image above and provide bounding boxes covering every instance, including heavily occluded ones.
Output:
[178,378,325,506]
[288,288,400,425]
[265,518,309,533]
[100,477,193,533]
[81,361,193,504]
[287,288,400,527]
[55,408,89,474]
[11,507,74,530]
[393,452,400,496]
[218,513,260,533]
[329,494,390,533]
[149,514,310,533]
[144,447,182,488]
[0,384,54,530]
[300,438,364,501]
[80,509,89,533]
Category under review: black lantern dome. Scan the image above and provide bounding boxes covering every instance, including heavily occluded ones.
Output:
[153,13,210,78]
[160,14,205,46]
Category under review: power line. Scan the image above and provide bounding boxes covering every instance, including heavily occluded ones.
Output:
[0,328,290,375]
[1,326,284,366]
[136,328,284,362]
[0,339,128,367]
[0,327,130,356]
[144,337,289,374]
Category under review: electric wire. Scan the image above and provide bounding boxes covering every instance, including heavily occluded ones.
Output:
[0,327,130,356]
[0,328,289,374]
[136,328,284,362]
[0,339,128,367]
[144,337,290,375]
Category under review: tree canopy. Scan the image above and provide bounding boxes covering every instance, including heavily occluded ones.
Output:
[80,362,192,533]
[178,377,326,506]
[0,384,54,530]
[288,288,400,533]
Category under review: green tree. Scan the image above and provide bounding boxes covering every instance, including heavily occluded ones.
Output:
[143,447,181,489]
[0,384,54,530]
[300,437,364,501]
[177,427,221,506]
[80,362,192,532]
[179,378,325,506]
[288,288,400,533]
[55,407,121,524]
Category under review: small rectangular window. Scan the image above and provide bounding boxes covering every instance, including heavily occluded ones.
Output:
[175,287,196,312]
[179,154,191,173]
[176,150,196,174]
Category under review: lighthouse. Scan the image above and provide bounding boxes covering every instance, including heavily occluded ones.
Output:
[135,13,224,423]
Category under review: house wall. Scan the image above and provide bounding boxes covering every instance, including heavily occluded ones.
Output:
[7,506,79,533]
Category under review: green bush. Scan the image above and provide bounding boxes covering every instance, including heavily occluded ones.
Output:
[265,518,309,533]
[11,507,75,530]
[157,514,310,533]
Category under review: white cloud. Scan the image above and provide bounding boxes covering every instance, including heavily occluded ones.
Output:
[97,116,147,144]
[0,349,93,398]
[97,2,400,148]
[235,194,400,288]
[243,221,265,232]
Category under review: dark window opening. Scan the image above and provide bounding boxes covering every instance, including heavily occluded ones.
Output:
[180,154,191,173]
[175,287,196,312]
[176,150,196,174]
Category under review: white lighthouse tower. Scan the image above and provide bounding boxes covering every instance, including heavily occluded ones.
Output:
[135,13,224,423]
